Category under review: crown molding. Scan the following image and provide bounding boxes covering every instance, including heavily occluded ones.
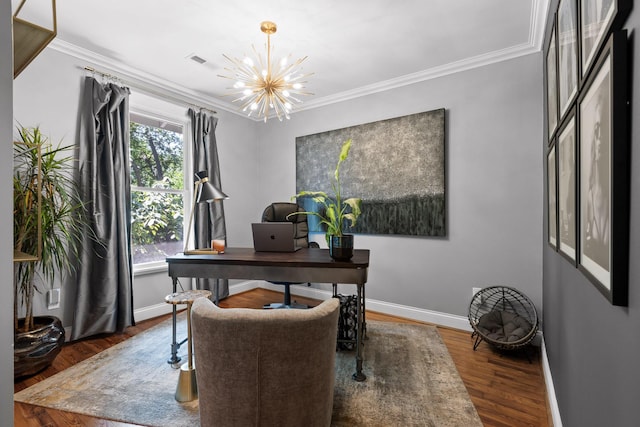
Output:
[49,0,550,122]
[49,39,235,115]
[299,0,550,113]
[297,42,540,113]
[530,0,552,50]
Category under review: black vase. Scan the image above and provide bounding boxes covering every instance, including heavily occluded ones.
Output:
[14,315,65,378]
[330,234,354,261]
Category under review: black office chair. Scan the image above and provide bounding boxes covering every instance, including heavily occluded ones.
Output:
[262,202,319,309]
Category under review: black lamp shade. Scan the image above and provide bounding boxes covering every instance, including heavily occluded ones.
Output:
[195,171,228,203]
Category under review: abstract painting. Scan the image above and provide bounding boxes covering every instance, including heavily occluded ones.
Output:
[295,108,446,236]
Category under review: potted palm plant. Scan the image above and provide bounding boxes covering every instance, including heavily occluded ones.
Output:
[292,138,362,260]
[13,126,87,377]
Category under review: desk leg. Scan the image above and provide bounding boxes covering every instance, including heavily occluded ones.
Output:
[215,278,219,306]
[362,284,367,340]
[168,276,181,367]
[352,283,366,382]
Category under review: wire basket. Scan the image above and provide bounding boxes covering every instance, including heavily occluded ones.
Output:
[468,286,538,351]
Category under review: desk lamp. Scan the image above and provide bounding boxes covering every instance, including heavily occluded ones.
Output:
[183,170,228,254]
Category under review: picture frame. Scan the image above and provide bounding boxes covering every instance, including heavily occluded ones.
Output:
[546,20,559,141]
[557,0,578,119]
[557,111,576,263]
[547,142,558,250]
[577,30,629,306]
[579,0,632,80]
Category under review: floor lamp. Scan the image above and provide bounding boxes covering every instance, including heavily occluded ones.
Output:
[183,170,228,255]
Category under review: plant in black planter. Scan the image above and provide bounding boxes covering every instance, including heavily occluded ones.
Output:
[291,138,362,260]
[13,126,87,377]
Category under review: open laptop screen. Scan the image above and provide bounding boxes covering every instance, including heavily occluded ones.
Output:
[251,223,301,252]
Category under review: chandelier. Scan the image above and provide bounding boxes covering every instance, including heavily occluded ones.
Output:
[219,21,313,122]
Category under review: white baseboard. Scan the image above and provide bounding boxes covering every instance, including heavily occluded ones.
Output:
[65,280,272,338]
[541,337,563,427]
[133,280,259,322]
[259,281,472,331]
[134,302,175,322]
[134,279,469,329]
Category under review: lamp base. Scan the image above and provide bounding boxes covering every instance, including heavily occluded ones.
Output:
[175,364,197,402]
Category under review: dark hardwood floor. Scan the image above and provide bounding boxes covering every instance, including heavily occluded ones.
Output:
[14,288,551,426]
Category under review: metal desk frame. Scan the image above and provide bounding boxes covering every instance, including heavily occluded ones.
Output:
[166,247,370,381]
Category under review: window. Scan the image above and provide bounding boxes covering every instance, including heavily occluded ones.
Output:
[129,112,185,266]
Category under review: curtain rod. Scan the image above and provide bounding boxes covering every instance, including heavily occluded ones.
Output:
[82,66,217,115]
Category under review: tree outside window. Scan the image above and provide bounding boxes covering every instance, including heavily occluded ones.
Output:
[130,113,184,265]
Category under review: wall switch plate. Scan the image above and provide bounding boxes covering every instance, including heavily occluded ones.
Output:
[47,288,60,309]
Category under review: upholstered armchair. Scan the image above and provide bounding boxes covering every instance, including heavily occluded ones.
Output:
[191,297,340,427]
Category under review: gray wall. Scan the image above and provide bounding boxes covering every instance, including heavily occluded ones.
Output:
[1,0,14,422]
[542,2,640,426]
[259,54,544,318]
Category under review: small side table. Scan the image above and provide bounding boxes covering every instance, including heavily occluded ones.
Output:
[164,289,212,402]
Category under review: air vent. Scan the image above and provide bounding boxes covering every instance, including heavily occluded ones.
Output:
[189,54,207,65]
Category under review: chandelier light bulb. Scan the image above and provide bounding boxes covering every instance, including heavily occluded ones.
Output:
[219,21,313,121]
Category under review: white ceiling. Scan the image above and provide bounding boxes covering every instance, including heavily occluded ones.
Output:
[15,0,550,116]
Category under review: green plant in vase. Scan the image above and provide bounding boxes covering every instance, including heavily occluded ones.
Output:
[13,126,88,377]
[292,138,362,260]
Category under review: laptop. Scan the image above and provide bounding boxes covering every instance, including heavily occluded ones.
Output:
[252,223,301,252]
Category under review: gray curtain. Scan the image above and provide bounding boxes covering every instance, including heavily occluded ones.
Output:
[72,76,135,340]
[188,108,229,300]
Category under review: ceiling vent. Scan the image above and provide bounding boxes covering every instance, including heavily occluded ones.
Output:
[188,54,207,65]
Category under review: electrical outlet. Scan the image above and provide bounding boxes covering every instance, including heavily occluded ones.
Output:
[472,287,482,301]
[47,288,60,309]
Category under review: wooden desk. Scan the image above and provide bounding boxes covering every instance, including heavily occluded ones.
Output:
[166,247,370,381]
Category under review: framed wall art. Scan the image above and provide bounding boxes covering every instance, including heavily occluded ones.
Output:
[577,30,629,305]
[557,112,576,263]
[296,109,446,237]
[546,20,559,141]
[579,0,632,80]
[557,0,578,118]
[547,142,558,250]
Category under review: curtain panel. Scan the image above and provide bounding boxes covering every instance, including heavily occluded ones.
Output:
[72,77,135,340]
[188,108,229,300]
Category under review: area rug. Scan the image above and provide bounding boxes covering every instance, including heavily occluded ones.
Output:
[15,315,482,427]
